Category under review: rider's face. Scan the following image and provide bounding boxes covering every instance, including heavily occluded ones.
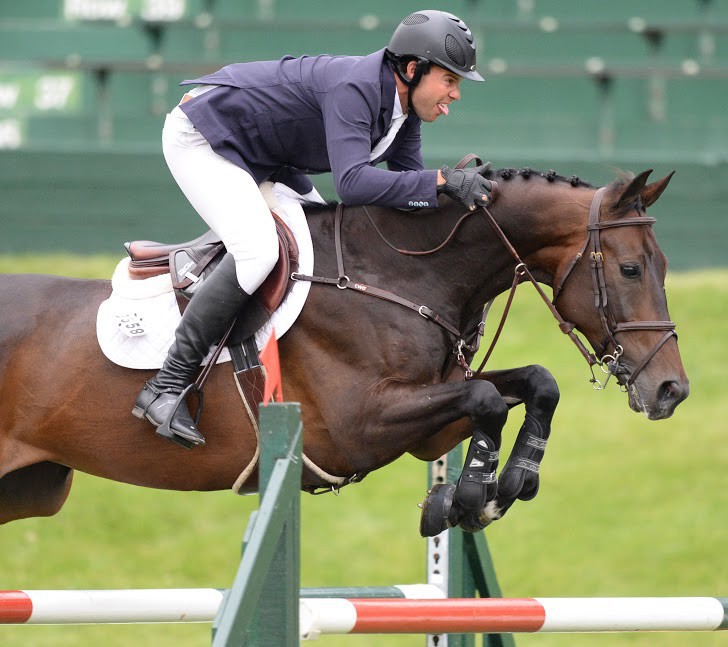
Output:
[408,63,462,122]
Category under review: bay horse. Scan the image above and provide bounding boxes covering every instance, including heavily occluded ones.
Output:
[0,165,689,535]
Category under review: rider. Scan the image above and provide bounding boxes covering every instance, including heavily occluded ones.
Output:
[132,9,496,447]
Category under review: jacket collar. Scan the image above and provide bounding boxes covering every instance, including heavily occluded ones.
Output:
[380,52,396,128]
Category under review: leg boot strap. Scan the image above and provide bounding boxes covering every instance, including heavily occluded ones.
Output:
[498,412,549,501]
[454,433,499,511]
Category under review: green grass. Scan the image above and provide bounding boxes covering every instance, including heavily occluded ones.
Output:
[0,256,726,647]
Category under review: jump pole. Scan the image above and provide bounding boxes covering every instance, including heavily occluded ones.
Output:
[0,585,443,625]
[299,596,728,638]
[2,591,726,636]
[211,402,303,645]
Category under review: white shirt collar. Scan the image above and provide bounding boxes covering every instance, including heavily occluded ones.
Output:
[392,90,404,121]
[370,90,407,161]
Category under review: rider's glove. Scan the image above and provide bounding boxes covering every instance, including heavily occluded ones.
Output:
[437,164,497,210]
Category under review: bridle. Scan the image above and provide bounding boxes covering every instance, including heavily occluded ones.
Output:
[550,187,677,388]
[476,186,677,389]
[292,183,677,391]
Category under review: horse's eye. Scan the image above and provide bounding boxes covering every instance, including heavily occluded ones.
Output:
[620,264,641,278]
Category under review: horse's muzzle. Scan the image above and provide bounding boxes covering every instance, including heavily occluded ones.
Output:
[630,377,689,420]
[655,378,690,417]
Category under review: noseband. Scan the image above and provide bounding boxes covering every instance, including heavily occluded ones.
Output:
[540,187,676,388]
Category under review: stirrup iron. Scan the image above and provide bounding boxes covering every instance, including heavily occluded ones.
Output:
[155,384,205,450]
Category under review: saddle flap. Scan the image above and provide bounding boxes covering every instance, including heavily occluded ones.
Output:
[227,212,300,345]
[126,229,222,264]
[169,241,225,291]
[257,212,299,314]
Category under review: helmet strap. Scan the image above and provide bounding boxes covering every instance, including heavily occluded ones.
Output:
[390,56,428,116]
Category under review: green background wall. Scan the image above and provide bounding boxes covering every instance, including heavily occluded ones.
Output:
[1,0,726,269]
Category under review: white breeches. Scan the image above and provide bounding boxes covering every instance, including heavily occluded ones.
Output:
[162,106,278,294]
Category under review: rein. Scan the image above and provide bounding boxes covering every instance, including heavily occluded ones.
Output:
[293,177,676,390]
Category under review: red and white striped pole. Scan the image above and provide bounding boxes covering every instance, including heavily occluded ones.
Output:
[2,591,726,637]
[0,586,441,625]
[299,597,728,639]
[0,589,224,624]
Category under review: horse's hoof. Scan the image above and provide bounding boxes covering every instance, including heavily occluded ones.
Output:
[419,483,456,537]
[458,512,488,533]
[458,500,502,533]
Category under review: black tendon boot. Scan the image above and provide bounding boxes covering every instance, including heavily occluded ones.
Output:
[132,253,252,447]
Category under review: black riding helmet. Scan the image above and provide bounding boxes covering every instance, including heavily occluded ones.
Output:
[386,9,485,92]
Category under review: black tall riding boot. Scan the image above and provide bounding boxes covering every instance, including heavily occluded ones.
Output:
[132,253,251,447]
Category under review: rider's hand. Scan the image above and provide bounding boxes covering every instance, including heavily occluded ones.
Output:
[437,164,497,210]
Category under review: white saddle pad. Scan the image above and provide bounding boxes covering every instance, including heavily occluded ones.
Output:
[96,181,315,370]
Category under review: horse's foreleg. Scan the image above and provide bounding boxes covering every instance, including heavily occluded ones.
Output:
[448,417,504,531]
[477,365,560,524]
[404,380,507,537]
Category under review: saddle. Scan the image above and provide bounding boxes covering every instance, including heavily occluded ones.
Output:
[124,212,299,422]
[125,212,298,318]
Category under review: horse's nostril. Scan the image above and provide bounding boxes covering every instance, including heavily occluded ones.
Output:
[658,380,689,404]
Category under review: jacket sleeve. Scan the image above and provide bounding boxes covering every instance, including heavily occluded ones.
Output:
[322,79,438,208]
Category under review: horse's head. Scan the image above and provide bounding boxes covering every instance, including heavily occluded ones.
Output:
[553,169,689,419]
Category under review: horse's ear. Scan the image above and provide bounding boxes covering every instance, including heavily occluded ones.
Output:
[614,169,652,209]
[641,170,675,208]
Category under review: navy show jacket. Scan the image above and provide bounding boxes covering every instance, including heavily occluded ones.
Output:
[179,49,439,209]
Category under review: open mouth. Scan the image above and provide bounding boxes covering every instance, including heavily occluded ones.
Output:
[437,103,449,116]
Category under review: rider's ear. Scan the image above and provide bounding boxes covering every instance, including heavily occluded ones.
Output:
[614,169,652,210]
[641,171,675,208]
[406,60,418,81]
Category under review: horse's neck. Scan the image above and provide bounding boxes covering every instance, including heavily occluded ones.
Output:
[309,182,593,325]
[488,179,593,293]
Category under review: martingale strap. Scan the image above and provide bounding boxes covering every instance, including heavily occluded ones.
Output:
[292,203,463,340]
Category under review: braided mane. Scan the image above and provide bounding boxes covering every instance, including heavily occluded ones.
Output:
[302,166,600,216]
[483,166,594,189]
